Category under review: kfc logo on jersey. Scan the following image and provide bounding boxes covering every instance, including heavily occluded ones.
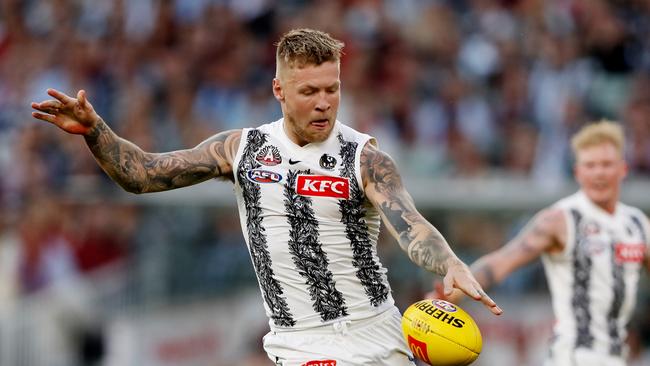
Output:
[247,169,282,184]
[256,145,282,166]
[296,175,349,199]
[301,360,337,366]
[615,243,646,263]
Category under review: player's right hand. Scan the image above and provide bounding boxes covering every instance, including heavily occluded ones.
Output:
[426,281,464,305]
[31,89,99,135]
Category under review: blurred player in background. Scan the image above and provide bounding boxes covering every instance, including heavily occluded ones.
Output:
[437,121,650,366]
[31,28,500,366]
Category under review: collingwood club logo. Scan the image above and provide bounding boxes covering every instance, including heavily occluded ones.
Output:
[320,154,337,170]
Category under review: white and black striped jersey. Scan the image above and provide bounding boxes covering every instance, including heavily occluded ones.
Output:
[542,191,650,358]
[232,119,395,330]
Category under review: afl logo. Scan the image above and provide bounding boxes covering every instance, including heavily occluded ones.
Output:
[247,169,282,184]
[433,299,457,312]
[320,154,337,170]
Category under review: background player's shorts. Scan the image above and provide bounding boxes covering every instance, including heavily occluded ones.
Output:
[544,343,626,366]
[263,307,416,366]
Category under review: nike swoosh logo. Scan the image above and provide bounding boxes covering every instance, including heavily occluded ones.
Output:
[289,159,301,165]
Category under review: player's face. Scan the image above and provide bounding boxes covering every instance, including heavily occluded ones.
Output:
[574,143,627,211]
[274,61,340,146]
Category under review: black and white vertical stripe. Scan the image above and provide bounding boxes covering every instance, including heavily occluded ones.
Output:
[283,169,348,321]
[571,209,594,349]
[607,234,625,356]
[337,134,389,306]
[238,129,295,327]
[631,215,648,244]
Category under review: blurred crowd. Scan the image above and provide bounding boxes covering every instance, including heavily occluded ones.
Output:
[3,0,650,193]
[1,0,650,338]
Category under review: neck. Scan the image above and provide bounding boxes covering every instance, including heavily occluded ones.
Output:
[588,192,619,215]
[597,201,617,215]
[282,117,308,146]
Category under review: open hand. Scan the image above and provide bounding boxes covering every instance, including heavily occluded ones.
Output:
[31,89,99,135]
[441,261,503,316]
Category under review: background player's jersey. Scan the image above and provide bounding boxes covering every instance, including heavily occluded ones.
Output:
[542,191,650,358]
[232,119,395,330]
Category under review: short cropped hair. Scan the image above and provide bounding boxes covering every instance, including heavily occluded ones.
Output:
[275,28,344,69]
[571,120,625,156]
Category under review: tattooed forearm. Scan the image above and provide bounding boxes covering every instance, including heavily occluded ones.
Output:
[407,229,454,275]
[380,201,410,241]
[472,261,496,290]
[363,143,457,275]
[84,119,239,193]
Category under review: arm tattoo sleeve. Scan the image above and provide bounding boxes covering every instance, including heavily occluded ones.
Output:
[363,144,457,275]
[84,119,239,193]
[473,262,496,289]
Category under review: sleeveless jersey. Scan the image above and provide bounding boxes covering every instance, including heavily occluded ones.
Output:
[232,119,395,330]
[542,191,650,358]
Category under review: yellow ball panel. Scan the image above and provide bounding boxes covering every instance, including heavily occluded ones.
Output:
[402,299,482,366]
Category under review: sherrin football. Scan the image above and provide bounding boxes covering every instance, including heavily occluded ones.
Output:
[402,299,482,366]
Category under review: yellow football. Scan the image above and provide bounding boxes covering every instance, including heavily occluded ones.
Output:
[402,299,482,366]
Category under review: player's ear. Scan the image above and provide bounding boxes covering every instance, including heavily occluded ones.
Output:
[273,78,284,102]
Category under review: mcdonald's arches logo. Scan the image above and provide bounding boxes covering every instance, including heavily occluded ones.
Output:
[407,335,431,363]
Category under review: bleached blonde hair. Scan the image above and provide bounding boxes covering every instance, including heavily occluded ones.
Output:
[571,120,625,157]
[275,28,344,71]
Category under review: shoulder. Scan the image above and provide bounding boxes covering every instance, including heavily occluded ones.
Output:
[255,119,282,133]
[620,203,650,228]
[535,207,566,227]
[237,120,281,142]
[360,142,402,189]
[360,141,395,170]
[200,129,242,147]
[527,207,567,239]
[535,207,568,251]
[337,121,376,144]
[199,129,243,166]
[619,201,646,218]
[552,191,581,210]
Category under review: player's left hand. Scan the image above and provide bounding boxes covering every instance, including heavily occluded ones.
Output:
[443,260,503,315]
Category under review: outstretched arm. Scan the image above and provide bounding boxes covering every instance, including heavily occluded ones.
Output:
[443,208,566,304]
[361,142,502,315]
[470,208,565,290]
[32,89,241,193]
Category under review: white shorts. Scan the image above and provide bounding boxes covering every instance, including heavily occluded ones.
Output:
[544,345,627,366]
[263,307,416,366]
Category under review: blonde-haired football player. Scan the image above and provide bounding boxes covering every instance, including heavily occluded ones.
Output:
[441,120,650,366]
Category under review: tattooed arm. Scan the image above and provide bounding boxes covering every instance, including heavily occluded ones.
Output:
[361,142,502,315]
[84,122,240,193]
[443,208,566,304]
[471,208,565,290]
[31,89,241,193]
